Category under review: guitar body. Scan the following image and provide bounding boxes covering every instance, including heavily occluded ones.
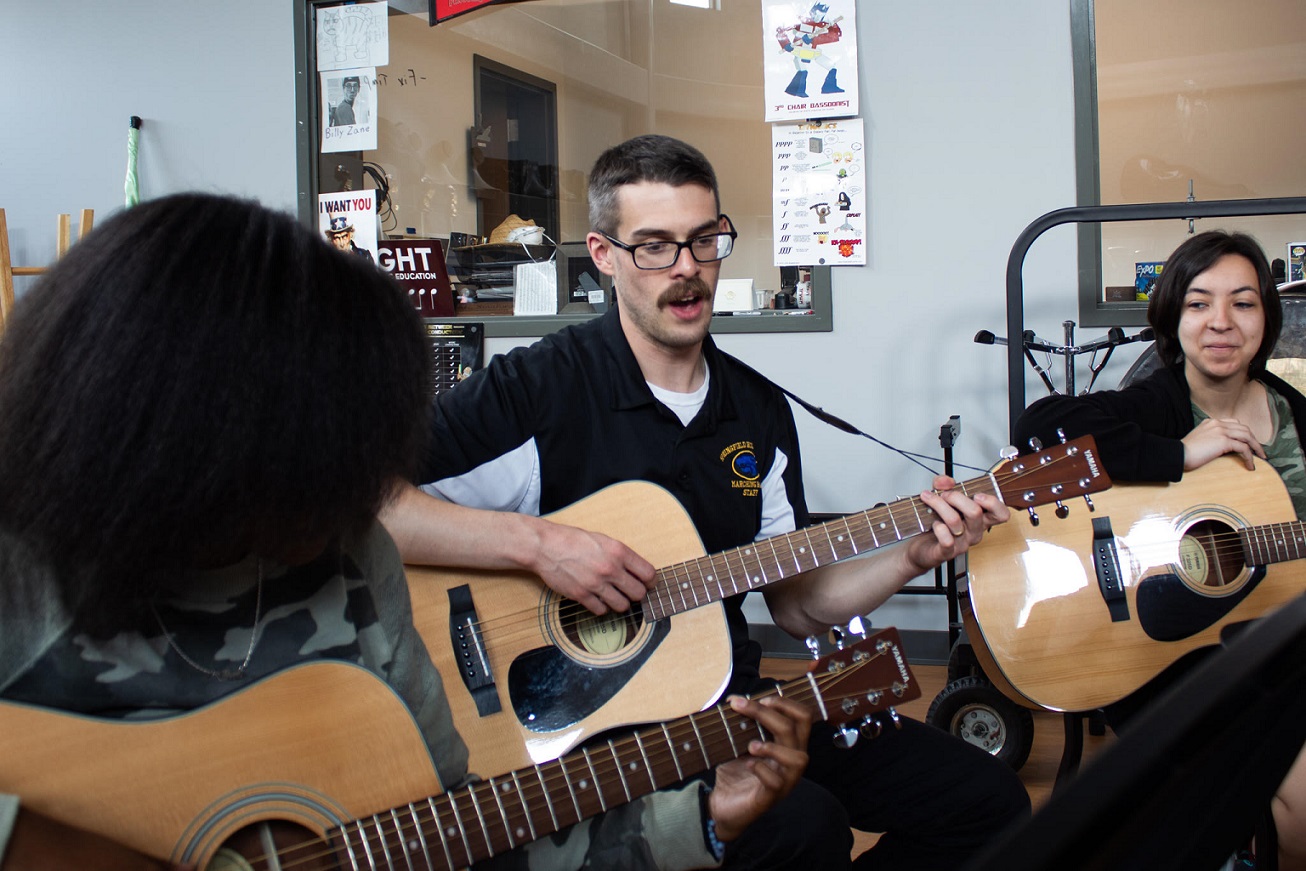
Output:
[966,455,1306,712]
[406,480,733,775]
[0,662,441,868]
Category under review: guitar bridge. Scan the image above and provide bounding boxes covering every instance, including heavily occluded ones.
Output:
[1091,517,1130,622]
[448,584,502,716]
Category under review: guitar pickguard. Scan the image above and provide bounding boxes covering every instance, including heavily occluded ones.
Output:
[1137,566,1266,642]
[508,617,671,732]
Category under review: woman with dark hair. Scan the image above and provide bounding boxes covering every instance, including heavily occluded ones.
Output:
[0,193,810,869]
[1015,229,1306,868]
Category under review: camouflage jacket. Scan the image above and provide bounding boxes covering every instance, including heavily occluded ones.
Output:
[0,523,717,870]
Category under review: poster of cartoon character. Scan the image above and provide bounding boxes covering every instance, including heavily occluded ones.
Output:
[763,2,859,123]
[772,118,866,266]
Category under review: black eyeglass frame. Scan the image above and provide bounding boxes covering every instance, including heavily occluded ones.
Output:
[600,214,737,270]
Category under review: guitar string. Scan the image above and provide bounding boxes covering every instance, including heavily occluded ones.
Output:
[1061,526,1306,566]
[242,655,898,870]
[436,453,1087,647]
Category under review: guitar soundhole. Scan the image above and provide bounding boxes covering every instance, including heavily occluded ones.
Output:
[561,602,643,656]
[1179,519,1245,591]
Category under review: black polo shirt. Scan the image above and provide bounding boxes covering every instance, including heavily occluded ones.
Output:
[421,307,810,694]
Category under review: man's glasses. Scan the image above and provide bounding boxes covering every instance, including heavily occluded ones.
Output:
[602,215,736,270]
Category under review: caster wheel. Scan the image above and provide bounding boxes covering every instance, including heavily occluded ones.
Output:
[926,675,1034,770]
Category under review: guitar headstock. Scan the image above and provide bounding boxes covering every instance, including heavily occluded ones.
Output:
[992,434,1112,525]
[804,625,920,747]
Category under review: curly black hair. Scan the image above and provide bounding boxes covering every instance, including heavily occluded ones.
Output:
[0,193,430,633]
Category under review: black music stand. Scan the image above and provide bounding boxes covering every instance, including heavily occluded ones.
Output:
[964,591,1306,871]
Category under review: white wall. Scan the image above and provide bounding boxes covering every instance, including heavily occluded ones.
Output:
[0,0,299,288]
[4,0,1122,632]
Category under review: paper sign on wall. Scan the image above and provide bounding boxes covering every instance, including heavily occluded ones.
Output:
[772,118,866,266]
[318,190,378,264]
[321,68,378,153]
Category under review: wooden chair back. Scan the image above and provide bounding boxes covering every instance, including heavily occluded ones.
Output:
[0,208,94,332]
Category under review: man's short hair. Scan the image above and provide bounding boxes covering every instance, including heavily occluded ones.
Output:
[342,76,360,87]
[587,135,720,235]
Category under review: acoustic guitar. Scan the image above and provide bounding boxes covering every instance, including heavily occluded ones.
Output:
[406,437,1108,773]
[965,454,1306,712]
[0,628,913,870]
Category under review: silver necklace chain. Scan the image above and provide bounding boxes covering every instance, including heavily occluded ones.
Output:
[153,559,264,681]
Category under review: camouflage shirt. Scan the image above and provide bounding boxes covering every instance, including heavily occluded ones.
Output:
[1191,382,1306,520]
[0,523,716,870]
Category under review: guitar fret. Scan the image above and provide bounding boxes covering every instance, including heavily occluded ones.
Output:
[687,712,712,768]
[445,792,475,866]
[908,498,928,534]
[670,564,692,612]
[582,746,608,813]
[405,803,434,870]
[720,550,745,596]
[739,545,765,590]
[703,555,728,600]
[717,704,741,756]
[818,521,841,563]
[486,777,517,853]
[425,797,459,871]
[386,808,413,871]
[510,770,539,842]
[885,503,904,540]
[764,537,786,582]
[660,722,686,781]
[536,764,562,832]
[354,819,378,870]
[467,783,496,857]
[558,755,586,823]
[635,731,659,789]
[859,512,877,550]
[609,738,634,802]
[336,824,362,871]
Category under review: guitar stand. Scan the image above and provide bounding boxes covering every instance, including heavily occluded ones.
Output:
[892,415,964,651]
[1055,708,1109,792]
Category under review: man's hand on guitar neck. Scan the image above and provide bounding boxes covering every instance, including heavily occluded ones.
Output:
[4,807,187,871]
[901,475,1010,577]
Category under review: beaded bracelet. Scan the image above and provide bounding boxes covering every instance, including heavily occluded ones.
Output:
[700,785,727,862]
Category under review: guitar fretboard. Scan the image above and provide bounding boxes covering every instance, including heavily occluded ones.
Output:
[328,667,830,869]
[1240,521,1306,565]
[642,477,998,621]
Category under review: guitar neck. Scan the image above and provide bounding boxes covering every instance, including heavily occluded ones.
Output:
[333,674,819,869]
[644,475,999,620]
[1241,520,1306,566]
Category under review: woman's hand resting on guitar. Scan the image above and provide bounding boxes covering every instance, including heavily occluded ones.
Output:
[707,695,813,843]
[1182,416,1266,472]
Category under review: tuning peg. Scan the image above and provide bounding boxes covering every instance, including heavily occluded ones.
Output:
[846,615,870,638]
[1056,427,1067,444]
[1027,507,1040,527]
[833,724,860,749]
[1083,493,1096,512]
[1055,500,1069,519]
[804,635,821,660]
[859,716,883,740]
[999,445,1018,461]
[1027,436,1043,452]
[827,625,847,650]
[885,708,903,730]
